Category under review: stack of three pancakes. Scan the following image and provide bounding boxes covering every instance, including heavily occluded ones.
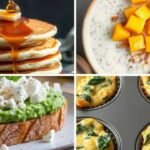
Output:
[0,19,62,74]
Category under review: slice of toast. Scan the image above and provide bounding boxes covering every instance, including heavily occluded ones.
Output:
[0,101,67,146]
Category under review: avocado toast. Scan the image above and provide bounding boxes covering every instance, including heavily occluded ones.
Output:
[0,76,67,145]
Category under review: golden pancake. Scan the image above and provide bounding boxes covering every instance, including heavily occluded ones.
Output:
[0,62,62,74]
[0,19,57,48]
[0,38,61,61]
[0,51,62,71]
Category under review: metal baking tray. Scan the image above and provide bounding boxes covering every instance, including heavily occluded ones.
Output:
[76,76,150,150]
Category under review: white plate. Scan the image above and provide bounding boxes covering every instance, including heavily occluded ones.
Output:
[9,93,74,150]
[82,0,149,74]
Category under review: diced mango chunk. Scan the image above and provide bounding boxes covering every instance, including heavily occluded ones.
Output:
[145,36,150,52]
[124,6,138,18]
[145,19,150,34]
[135,5,150,21]
[131,0,148,4]
[112,23,130,41]
[125,15,145,34]
[128,35,145,52]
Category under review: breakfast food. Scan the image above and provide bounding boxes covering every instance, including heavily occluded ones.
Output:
[0,76,67,145]
[0,1,62,74]
[140,76,150,98]
[112,0,150,73]
[140,125,150,150]
[83,0,150,73]
[76,118,115,150]
[76,76,118,109]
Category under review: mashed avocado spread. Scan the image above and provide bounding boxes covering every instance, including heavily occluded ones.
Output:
[0,77,65,124]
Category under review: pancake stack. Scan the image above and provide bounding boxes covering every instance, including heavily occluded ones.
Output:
[0,19,62,74]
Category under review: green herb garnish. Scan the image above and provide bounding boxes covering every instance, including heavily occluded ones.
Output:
[88,76,105,85]
[97,134,111,150]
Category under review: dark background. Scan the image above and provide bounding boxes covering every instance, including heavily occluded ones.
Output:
[0,0,74,38]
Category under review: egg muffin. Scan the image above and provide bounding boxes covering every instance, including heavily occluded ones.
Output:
[76,76,118,108]
[140,76,150,97]
[76,118,115,150]
[140,125,150,150]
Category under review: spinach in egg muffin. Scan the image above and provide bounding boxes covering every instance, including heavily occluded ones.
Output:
[76,118,114,150]
[141,76,150,97]
[88,76,106,85]
[76,76,117,108]
[97,134,111,150]
[144,134,150,145]
[141,125,150,150]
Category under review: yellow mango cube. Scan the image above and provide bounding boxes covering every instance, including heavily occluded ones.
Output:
[124,6,138,18]
[145,36,150,52]
[131,0,148,4]
[128,35,145,52]
[146,19,150,34]
[125,15,145,34]
[135,5,150,21]
[112,23,130,41]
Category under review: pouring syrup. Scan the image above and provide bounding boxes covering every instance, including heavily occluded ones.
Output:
[0,0,33,73]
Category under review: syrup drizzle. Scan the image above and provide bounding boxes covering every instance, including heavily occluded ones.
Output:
[0,0,33,73]
[0,18,33,73]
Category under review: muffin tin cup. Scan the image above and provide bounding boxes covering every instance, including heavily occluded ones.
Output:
[77,117,122,150]
[136,123,150,150]
[138,77,150,103]
[77,76,123,111]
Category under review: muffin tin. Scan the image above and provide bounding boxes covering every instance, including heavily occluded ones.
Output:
[77,76,122,111]
[76,76,150,150]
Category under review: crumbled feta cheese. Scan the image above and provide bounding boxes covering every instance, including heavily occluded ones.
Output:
[17,76,27,85]
[42,129,55,143]
[42,82,50,91]
[6,98,17,109]
[18,101,26,109]
[0,77,52,109]
[10,85,28,102]
[30,87,47,104]
[25,77,42,97]
[0,78,11,94]
[53,83,62,93]
[0,144,9,150]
